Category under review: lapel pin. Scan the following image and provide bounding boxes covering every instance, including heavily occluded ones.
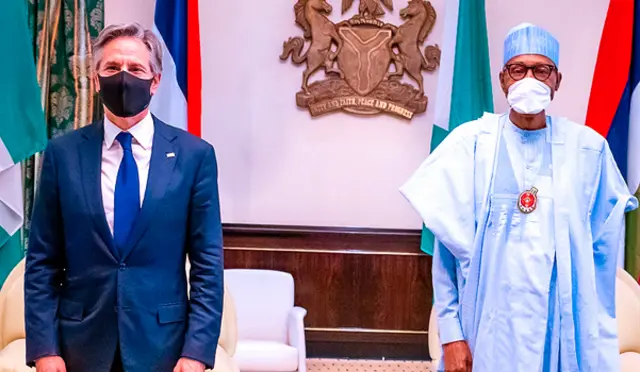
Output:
[166,152,176,158]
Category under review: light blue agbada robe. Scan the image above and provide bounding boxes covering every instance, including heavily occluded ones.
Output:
[400,113,638,372]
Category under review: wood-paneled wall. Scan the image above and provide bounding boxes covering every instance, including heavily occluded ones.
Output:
[223,224,433,360]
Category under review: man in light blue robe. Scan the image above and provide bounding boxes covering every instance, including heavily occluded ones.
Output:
[400,23,639,372]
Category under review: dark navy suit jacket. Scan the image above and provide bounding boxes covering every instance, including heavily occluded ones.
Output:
[24,117,224,372]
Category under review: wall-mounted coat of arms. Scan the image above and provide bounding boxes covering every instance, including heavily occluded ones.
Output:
[280,0,441,120]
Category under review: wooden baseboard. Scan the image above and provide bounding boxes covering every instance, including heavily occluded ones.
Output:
[305,328,431,360]
[223,224,433,360]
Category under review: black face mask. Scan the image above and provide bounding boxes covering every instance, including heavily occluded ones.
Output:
[98,71,153,118]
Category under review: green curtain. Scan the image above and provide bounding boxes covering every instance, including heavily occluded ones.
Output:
[21,0,104,251]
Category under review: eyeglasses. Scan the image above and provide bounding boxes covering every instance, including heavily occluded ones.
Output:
[504,64,556,81]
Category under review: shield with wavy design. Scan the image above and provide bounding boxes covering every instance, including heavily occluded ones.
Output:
[337,26,392,96]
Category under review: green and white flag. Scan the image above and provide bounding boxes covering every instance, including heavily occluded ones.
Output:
[0,0,47,285]
[420,0,494,255]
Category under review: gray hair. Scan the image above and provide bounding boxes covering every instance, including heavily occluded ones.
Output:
[93,22,163,74]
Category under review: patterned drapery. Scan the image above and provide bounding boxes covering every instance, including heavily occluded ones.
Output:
[22,0,104,248]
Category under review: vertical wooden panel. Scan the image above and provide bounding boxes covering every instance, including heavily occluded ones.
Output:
[223,225,433,360]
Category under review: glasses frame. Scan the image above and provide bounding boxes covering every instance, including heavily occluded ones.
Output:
[504,63,556,82]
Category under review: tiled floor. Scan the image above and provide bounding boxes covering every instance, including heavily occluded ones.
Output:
[306,359,434,372]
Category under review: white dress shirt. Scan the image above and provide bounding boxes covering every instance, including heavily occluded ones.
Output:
[101,113,154,235]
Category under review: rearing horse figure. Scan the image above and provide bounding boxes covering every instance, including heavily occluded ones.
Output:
[386,0,437,96]
[280,0,344,93]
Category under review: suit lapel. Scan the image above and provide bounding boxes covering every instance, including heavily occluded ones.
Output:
[119,118,178,261]
[79,121,119,261]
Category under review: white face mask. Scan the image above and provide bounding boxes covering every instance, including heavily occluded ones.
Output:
[507,78,552,115]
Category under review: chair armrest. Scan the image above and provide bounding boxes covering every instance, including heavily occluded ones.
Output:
[288,306,307,372]
[207,345,240,372]
[0,289,5,348]
[0,339,33,371]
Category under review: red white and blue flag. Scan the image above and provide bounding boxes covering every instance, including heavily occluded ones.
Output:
[585,0,639,279]
[151,0,202,137]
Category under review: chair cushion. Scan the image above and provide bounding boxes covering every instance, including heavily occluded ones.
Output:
[233,340,298,372]
[208,345,240,372]
[224,270,293,343]
[620,352,640,372]
[428,307,441,362]
[0,274,25,348]
[616,272,640,353]
[0,260,25,349]
[219,289,238,357]
[0,339,33,371]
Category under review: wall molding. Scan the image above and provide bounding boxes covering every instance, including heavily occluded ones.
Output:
[223,223,423,254]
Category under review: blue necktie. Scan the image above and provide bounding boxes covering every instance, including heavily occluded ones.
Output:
[113,132,140,253]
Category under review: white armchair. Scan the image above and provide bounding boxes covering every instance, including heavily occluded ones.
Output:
[224,269,307,372]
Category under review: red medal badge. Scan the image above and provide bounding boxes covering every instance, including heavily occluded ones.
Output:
[518,187,538,214]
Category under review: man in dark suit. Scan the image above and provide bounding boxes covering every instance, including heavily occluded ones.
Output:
[24,22,223,372]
